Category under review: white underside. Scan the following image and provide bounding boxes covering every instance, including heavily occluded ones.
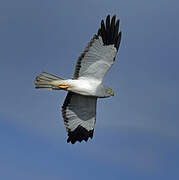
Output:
[65,78,101,96]
[50,77,101,96]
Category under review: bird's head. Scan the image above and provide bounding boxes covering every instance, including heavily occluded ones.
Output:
[104,87,114,97]
[107,88,114,96]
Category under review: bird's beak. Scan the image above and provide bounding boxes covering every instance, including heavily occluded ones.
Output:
[108,89,114,96]
[111,91,114,96]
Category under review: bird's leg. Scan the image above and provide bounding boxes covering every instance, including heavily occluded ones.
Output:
[59,85,69,89]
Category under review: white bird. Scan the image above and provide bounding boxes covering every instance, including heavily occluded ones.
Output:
[34,15,122,144]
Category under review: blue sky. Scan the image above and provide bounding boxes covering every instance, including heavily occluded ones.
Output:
[0,0,179,179]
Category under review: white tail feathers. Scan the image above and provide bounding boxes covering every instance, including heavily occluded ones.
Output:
[34,72,65,90]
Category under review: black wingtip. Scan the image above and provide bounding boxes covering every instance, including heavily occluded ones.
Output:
[67,125,94,144]
[97,15,122,50]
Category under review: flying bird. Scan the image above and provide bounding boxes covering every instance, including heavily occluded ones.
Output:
[34,15,122,144]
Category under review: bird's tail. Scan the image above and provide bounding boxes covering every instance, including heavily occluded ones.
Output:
[34,72,66,90]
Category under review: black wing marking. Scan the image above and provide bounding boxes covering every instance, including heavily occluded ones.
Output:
[62,92,96,144]
[73,15,122,79]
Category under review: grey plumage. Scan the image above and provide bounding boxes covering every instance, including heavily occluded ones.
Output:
[62,15,121,144]
[34,15,122,144]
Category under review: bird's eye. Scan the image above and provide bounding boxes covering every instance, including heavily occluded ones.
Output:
[108,89,114,96]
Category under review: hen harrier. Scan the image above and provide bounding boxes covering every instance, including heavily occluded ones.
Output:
[34,15,122,144]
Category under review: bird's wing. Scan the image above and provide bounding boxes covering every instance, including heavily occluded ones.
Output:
[62,92,97,144]
[73,15,122,82]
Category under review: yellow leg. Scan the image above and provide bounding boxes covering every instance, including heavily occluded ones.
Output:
[59,85,69,89]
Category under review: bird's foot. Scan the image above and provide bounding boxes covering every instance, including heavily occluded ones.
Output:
[59,85,69,89]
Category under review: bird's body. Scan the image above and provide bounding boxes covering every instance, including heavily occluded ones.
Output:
[38,77,111,97]
[34,15,122,144]
[61,78,101,97]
